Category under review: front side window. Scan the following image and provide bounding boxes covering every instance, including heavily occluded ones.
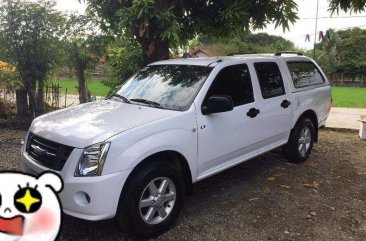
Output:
[287,61,325,88]
[204,64,254,107]
[116,65,213,111]
[254,62,286,99]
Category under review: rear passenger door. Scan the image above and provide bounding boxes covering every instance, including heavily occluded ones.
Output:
[252,61,294,152]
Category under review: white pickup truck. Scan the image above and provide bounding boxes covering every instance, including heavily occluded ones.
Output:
[21,52,331,237]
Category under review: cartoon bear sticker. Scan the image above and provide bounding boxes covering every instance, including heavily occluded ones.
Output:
[0,172,63,241]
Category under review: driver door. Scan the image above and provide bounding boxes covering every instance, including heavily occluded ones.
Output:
[196,64,261,179]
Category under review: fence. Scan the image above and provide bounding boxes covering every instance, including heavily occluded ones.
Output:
[328,73,366,87]
[0,82,72,115]
[45,82,64,111]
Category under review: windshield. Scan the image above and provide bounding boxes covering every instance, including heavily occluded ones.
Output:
[115,65,213,111]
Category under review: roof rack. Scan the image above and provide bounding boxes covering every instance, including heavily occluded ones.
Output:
[207,59,223,67]
[227,52,253,56]
[274,51,303,56]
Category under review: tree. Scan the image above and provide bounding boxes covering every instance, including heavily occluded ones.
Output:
[305,29,340,75]
[0,61,18,89]
[335,28,366,75]
[104,35,143,92]
[62,14,108,103]
[86,0,299,65]
[329,0,366,13]
[0,31,5,58]
[197,32,296,56]
[0,0,63,116]
[314,28,366,79]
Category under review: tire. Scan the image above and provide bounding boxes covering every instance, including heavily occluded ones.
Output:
[116,159,185,238]
[284,118,315,164]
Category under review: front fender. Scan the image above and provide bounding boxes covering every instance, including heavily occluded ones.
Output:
[124,129,195,170]
[103,127,198,181]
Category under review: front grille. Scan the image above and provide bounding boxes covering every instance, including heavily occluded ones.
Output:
[26,133,74,171]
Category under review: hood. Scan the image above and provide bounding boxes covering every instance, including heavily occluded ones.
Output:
[30,100,176,148]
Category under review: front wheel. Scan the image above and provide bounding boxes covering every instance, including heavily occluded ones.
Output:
[284,118,315,163]
[116,160,185,238]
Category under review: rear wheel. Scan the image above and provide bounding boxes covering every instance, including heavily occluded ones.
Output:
[116,160,185,238]
[284,118,315,163]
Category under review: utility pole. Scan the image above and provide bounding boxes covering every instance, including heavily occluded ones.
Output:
[313,0,320,59]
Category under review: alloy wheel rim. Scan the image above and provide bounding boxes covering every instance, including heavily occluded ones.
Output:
[298,127,311,156]
[139,177,176,225]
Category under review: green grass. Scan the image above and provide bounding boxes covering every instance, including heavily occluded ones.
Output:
[50,80,366,108]
[49,79,111,97]
[332,87,366,108]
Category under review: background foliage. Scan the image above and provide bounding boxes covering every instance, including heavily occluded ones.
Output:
[197,32,296,56]
[310,28,366,79]
[103,36,143,93]
[0,0,64,115]
[61,14,109,103]
[0,0,366,120]
[86,0,299,64]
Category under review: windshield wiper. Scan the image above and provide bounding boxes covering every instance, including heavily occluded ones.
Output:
[110,94,131,103]
[130,99,165,109]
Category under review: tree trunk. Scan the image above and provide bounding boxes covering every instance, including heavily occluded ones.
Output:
[136,0,175,65]
[141,37,170,65]
[16,89,28,118]
[76,68,88,104]
[138,17,170,65]
[37,78,45,114]
[27,79,37,113]
[361,75,364,87]
[340,73,344,86]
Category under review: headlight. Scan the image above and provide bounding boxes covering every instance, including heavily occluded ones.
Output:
[75,142,111,177]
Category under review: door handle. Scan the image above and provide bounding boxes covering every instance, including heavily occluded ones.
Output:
[281,100,291,108]
[247,108,260,118]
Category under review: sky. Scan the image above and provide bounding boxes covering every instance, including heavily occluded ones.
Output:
[54,0,86,14]
[54,0,366,50]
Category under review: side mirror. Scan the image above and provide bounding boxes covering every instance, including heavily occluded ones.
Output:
[202,95,234,115]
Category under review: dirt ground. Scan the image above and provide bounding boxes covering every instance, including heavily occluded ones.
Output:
[0,128,365,241]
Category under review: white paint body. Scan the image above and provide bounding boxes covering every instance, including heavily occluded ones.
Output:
[21,55,331,221]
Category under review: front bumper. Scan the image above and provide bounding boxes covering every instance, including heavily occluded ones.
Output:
[21,149,131,221]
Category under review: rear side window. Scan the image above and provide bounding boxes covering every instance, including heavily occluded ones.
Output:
[205,64,254,107]
[287,61,325,88]
[254,62,285,99]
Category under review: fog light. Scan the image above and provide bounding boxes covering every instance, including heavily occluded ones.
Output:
[74,191,91,206]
